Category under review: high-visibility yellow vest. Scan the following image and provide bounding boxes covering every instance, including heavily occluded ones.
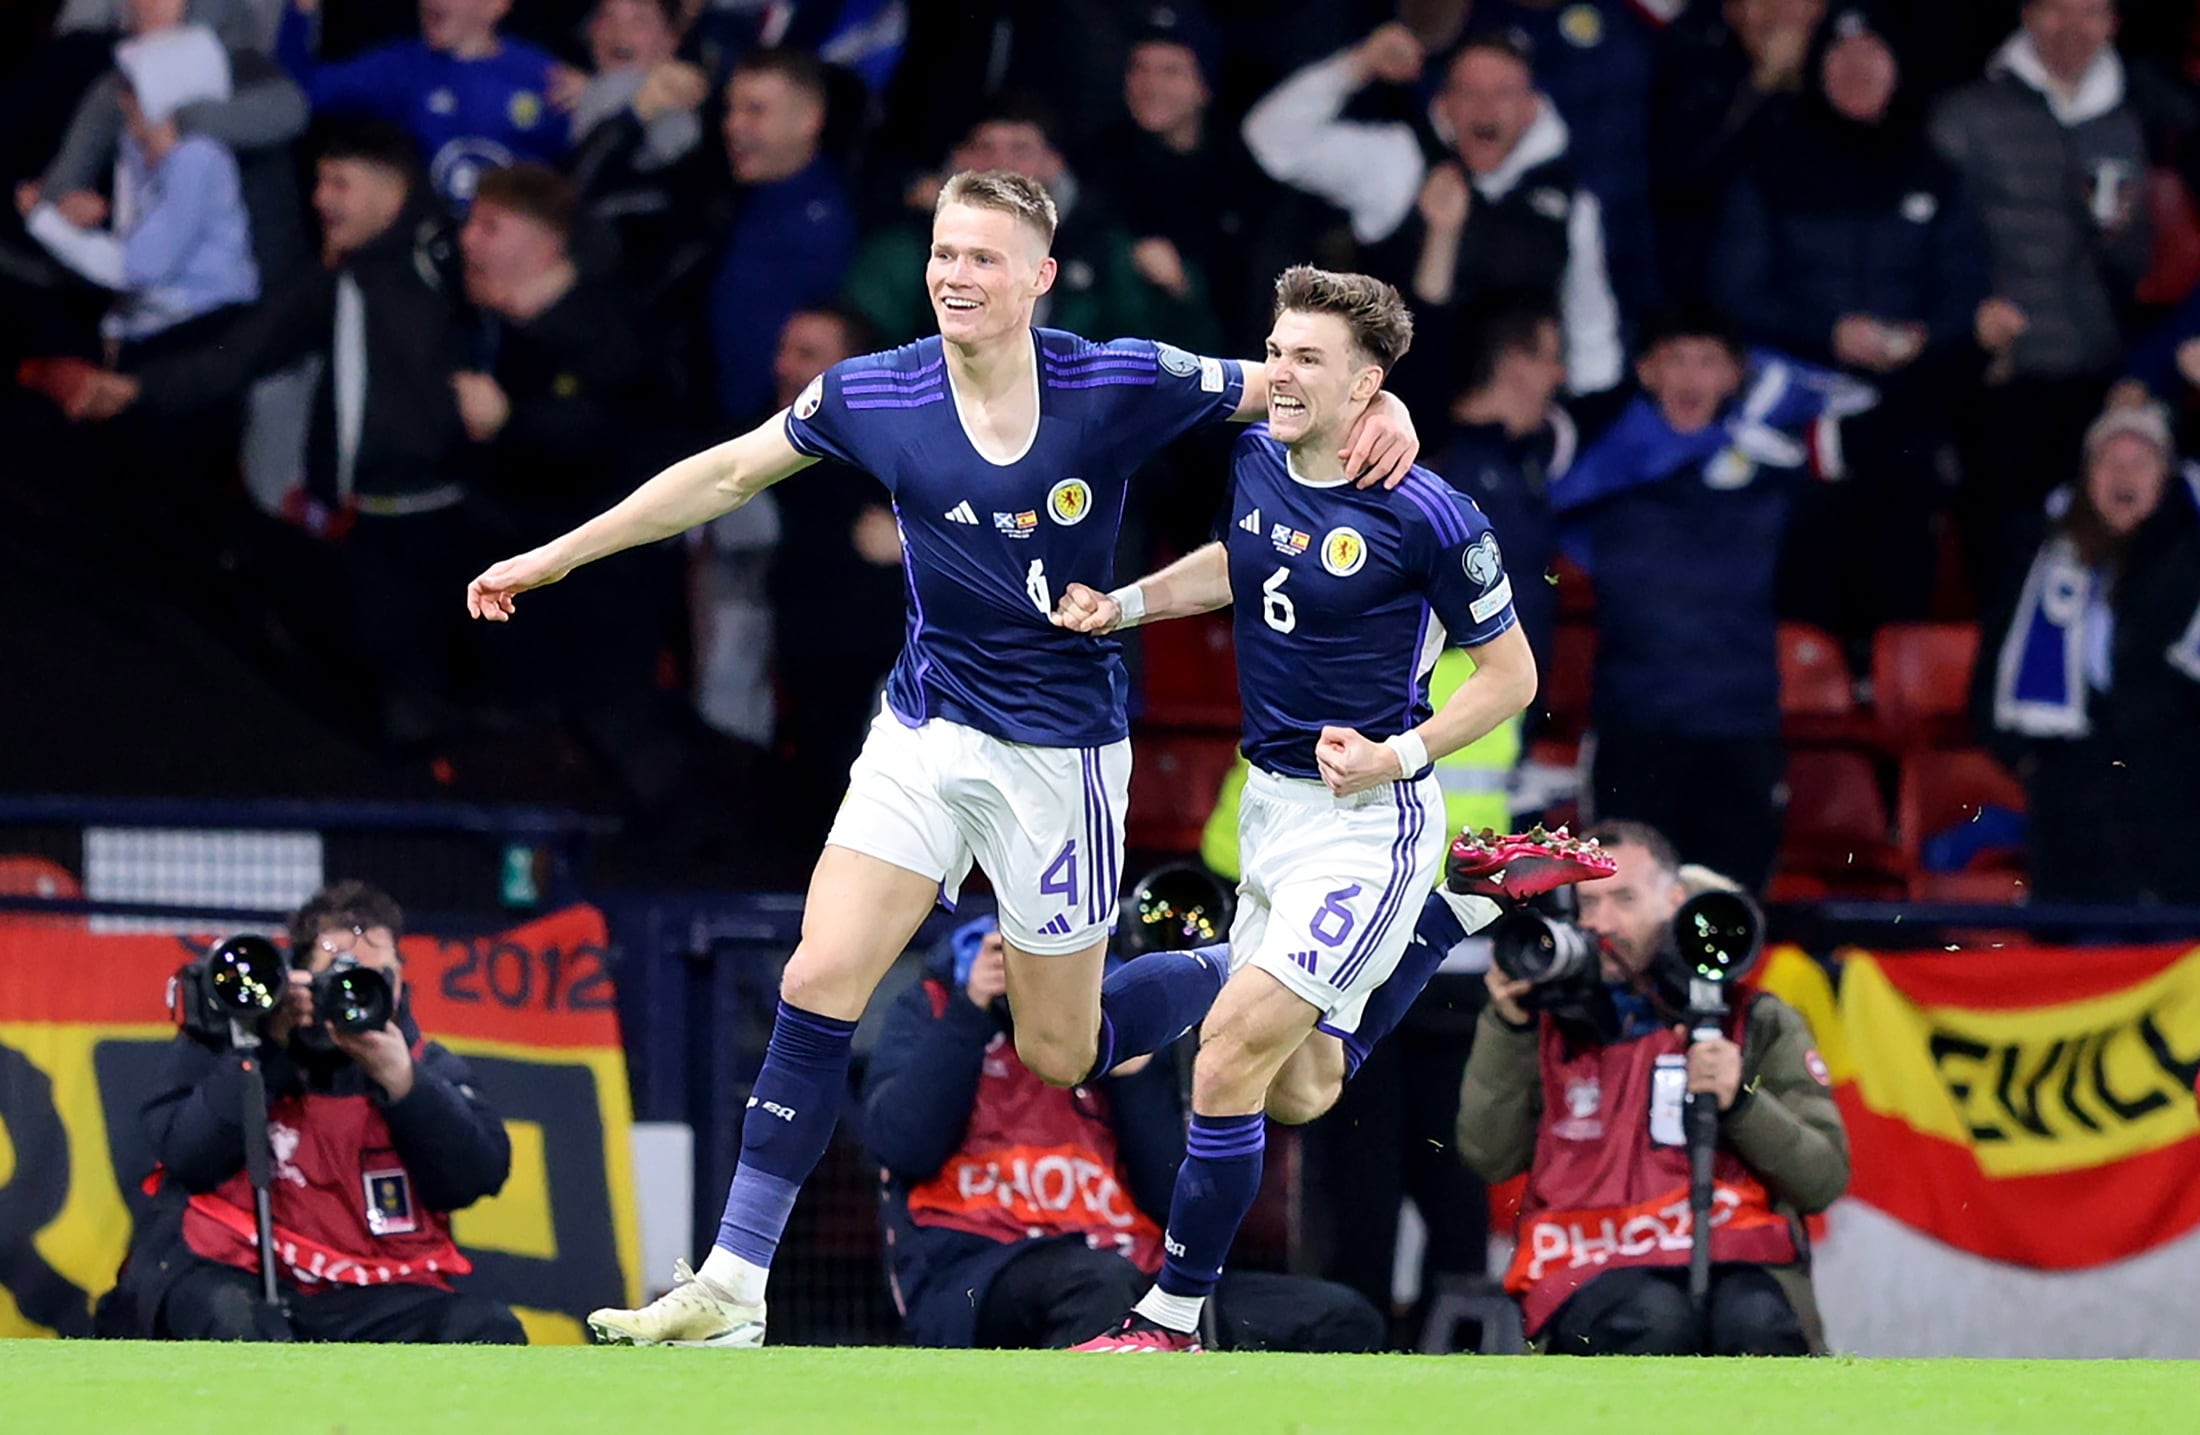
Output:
[1198,648,1519,882]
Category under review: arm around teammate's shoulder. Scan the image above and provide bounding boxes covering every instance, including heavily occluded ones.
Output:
[466,410,815,621]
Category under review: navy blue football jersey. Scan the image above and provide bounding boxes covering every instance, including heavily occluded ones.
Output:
[785,330,1244,746]
[1223,426,1518,780]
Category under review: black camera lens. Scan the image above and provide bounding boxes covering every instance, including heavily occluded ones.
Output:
[1120,863,1232,958]
[313,955,394,1034]
[205,936,285,1019]
[1489,911,1599,988]
[1673,891,1762,985]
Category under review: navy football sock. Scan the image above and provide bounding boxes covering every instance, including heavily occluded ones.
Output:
[1145,1112,1266,1325]
[1086,943,1227,1081]
[1343,891,1497,1078]
[713,1001,856,1270]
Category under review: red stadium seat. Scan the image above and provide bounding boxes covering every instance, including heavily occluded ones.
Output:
[1536,622,1595,743]
[0,854,85,927]
[1871,622,1979,749]
[1778,624,1863,744]
[1897,749,2027,901]
[1778,749,1906,895]
[0,855,80,897]
[1139,614,1239,731]
[1126,729,1239,855]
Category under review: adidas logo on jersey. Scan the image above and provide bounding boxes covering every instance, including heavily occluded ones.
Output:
[944,501,979,524]
[1238,508,1262,535]
[1038,913,1074,937]
[1289,950,1320,974]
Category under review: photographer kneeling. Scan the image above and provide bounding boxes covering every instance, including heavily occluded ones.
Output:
[1456,823,1848,1356]
[107,882,523,1343]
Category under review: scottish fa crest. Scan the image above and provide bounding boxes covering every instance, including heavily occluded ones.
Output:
[1049,478,1093,526]
[1320,526,1366,577]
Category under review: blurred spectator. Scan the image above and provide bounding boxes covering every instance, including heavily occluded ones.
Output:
[1650,0,1821,303]
[456,162,676,740]
[1977,402,2200,905]
[275,0,576,210]
[57,122,475,745]
[1932,0,2152,593]
[1448,0,1676,320]
[27,0,309,283]
[1434,294,1572,678]
[1713,3,1988,638]
[1077,3,1296,348]
[757,303,901,844]
[22,24,260,355]
[702,46,855,421]
[1550,308,1872,892]
[861,915,1384,1352]
[841,98,1223,353]
[1242,25,1621,406]
[564,0,709,282]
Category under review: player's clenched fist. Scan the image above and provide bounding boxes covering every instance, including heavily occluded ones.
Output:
[1315,725,1401,797]
[466,546,572,621]
[1051,582,1120,634]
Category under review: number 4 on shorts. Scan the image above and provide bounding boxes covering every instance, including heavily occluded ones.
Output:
[1042,840,1079,905]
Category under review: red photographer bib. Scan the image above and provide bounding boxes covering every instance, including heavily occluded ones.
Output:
[1503,1000,1798,1335]
[162,1080,469,1293]
[902,1007,1164,1273]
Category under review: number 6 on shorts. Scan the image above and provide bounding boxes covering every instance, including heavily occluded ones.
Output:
[1309,884,1362,946]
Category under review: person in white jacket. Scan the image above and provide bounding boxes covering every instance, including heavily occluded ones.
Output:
[1242,23,1621,397]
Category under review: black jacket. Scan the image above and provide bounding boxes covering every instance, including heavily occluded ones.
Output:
[1714,100,1988,368]
[135,196,470,505]
[466,275,664,543]
[104,995,509,1334]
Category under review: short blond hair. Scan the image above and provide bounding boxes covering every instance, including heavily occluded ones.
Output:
[1273,265,1414,373]
[935,169,1058,250]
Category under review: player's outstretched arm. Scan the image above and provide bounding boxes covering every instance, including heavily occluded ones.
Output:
[1231,366,1419,489]
[466,412,816,621]
[1315,623,1538,797]
[1052,542,1232,635]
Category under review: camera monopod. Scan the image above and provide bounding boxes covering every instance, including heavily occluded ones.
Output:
[228,1017,287,1314]
[1667,891,1763,1312]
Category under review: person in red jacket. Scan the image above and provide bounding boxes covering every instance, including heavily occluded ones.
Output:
[106,880,522,1342]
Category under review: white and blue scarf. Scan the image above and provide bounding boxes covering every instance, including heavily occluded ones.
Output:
[1995,470,2200,738]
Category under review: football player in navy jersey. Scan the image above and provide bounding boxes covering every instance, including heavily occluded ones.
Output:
[1055,268,1542,1351]
[464,172,1421,1347]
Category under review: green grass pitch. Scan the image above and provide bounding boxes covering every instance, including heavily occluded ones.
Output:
[4,1343,2196,1435]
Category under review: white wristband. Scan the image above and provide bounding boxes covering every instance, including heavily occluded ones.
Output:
[1108,584,1147,631]
[1384,730,1428,778]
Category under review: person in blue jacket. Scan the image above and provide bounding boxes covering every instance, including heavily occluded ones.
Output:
[276,0,573,209]
[1551,305,1873,892]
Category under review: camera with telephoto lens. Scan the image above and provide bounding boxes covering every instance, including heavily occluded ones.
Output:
[1485,890,1763,1028]
[170,934,395,1042]
[309,951,395,1035]
[170,935,290,1041]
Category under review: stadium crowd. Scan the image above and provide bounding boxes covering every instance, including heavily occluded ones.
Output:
[0,0,2196,901]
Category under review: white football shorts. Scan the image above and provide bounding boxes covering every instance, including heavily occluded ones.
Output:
[1230,766,1447,1035]
[827,701,1130,955]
